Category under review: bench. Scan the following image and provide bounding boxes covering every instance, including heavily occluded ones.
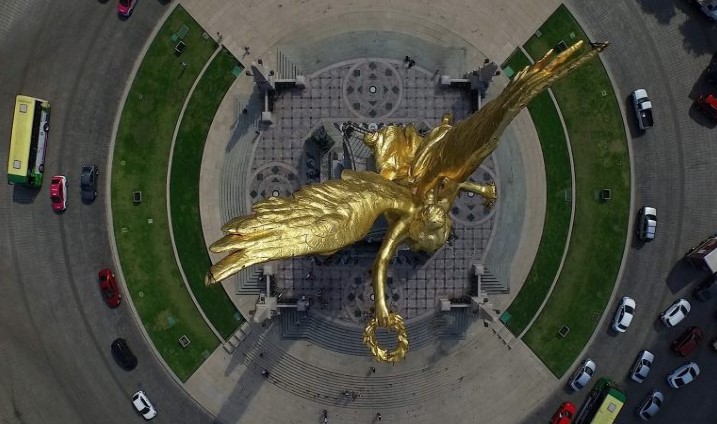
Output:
[170,24,189,42]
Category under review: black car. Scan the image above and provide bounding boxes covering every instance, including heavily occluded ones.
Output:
[80,165,99,201]
[111,338,137,370]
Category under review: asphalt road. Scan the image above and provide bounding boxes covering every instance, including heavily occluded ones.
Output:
[0,1,212,423]
[524,0,717,423]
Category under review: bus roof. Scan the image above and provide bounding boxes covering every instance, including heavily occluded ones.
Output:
[591,391,625,424]
[7,95,36,181]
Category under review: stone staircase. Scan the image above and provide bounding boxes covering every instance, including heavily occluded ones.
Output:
[280,308,471,356]
[237,267,264,295]
[236,323,469,409]
[275,49,301,80]
[471,265,506,295]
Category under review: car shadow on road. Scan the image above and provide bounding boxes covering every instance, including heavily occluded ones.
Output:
[665,259,704,294]
[11,185,40,204]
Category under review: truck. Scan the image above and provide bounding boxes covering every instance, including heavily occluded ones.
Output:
[686,234,717,274]
[632,89,654,131]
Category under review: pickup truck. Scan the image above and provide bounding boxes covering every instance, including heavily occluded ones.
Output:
[686,234,717,274]
[632,89,654,131]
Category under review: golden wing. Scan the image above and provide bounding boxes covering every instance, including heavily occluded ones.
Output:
[410,40,608,199]
[206,170,414,284]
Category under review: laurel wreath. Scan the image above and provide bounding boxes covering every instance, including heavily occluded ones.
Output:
[362,312,409,363]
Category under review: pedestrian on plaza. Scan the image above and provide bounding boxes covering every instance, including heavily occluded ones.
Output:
[370,366,376,373]
[408,59,416,69]
[376,413,382,421]
[261,369,270,378]
[404,55,411,63]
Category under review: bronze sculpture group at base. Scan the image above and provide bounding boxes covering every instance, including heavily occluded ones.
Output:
[206,40,608,363]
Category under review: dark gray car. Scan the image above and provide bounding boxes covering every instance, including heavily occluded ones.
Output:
[694,275,717,301]
[111,338,137,370]
[80,165,99,201]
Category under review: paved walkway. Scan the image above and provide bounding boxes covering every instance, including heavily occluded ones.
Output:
[187,0,560,422]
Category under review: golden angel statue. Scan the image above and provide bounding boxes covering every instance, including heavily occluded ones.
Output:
[206,40,608,362]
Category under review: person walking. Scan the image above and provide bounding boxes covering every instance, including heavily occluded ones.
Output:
[375,412,382,421]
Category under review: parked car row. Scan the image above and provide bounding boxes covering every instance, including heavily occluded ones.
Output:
[49,165,99,212]
[556,288,707,421]
[97,268,156,419]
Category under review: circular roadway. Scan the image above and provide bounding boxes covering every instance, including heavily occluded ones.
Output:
[1,0,717,423]
[0,1,211,423]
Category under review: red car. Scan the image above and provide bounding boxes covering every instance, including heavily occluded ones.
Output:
[672,326,703,357]
[550,402,576,424]
[49,175,67,212]
[99,268,121,308]
[118,0,137,17]
[696,94,717,122]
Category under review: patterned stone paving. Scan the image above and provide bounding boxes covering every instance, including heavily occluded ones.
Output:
[241,58,500,325]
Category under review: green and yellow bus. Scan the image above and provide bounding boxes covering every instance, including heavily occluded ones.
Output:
[7,95,51,187]
[574,377,626,424]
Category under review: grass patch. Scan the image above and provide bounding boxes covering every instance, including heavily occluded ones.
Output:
[520,5,629,376]
[170,49,244,339]
[112,5,220,381]
[504,87,572,334]
[502,49,532,79]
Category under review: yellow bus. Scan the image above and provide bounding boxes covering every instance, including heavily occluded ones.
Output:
[574,378,626,424]
[7,95,51,187]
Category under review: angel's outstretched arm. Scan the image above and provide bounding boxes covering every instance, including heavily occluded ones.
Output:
[411,40,607,199]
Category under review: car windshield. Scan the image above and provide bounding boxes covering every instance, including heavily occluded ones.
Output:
[81,173,91,188]
[625,305,634,314]
[120,0,131,5]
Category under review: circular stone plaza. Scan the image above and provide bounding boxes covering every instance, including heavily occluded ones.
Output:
[193,1,549,421]
[3,0,717,423]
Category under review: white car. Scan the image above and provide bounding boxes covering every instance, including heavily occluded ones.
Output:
[630,350,655,383]
[666,362,700,389]
[660,299,691,327]
[636,206,657,241]
[132,391,157,420]
[568,359,596,391]
[612,296,636,333]
[636,389,663,420]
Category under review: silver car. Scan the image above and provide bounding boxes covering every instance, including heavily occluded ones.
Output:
[636,389,663,420]
[612,296,636,333]
[660,298,691,327]
[132,390,157,420]
[630,350,655,383]
[636,206,657,241]
[568,358,596,391]
[666,362,700,389]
